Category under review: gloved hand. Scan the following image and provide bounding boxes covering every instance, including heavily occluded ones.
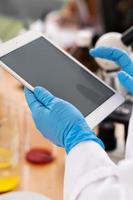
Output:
[90,47,133,94]
[24,87,104,154]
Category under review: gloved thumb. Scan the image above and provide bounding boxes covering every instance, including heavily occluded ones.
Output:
[24,87,37,109]
[118,71,133,94]
[34,86,55,108]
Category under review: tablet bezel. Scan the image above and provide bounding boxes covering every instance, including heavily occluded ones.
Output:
[0,31,125,129]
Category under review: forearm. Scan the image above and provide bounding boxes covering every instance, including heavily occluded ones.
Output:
[64,141,122,200]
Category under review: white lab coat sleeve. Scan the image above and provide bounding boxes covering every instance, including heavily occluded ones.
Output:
[125,110,133,159]
[64,141,122,200]
[64,112,133,200]
[116,112,133,199]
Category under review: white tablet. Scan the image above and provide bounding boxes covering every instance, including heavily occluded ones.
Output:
[0,31,124,128]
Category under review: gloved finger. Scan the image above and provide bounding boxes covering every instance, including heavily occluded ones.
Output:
[90,47,116,59]
[117,71,133,94]
[90,47,133,76]
[24,87,42,111]
[34,86,55,108]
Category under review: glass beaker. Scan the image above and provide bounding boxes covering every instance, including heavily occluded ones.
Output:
[0,97,20,192]
[23,108,57,165]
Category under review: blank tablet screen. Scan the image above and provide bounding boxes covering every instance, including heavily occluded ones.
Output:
[0,37,114,116]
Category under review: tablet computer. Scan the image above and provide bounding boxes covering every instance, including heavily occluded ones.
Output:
[0,31,124,128]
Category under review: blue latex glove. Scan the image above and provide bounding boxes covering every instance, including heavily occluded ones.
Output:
[90,47,133,94]
[24,87,104,154]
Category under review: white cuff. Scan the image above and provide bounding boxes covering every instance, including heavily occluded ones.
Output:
[64,141,118,200]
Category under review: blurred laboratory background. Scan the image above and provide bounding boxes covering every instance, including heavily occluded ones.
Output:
[0,0,132,200]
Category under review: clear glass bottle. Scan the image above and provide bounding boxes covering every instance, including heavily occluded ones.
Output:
[0,97,20,192]
[23,108,56,165]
